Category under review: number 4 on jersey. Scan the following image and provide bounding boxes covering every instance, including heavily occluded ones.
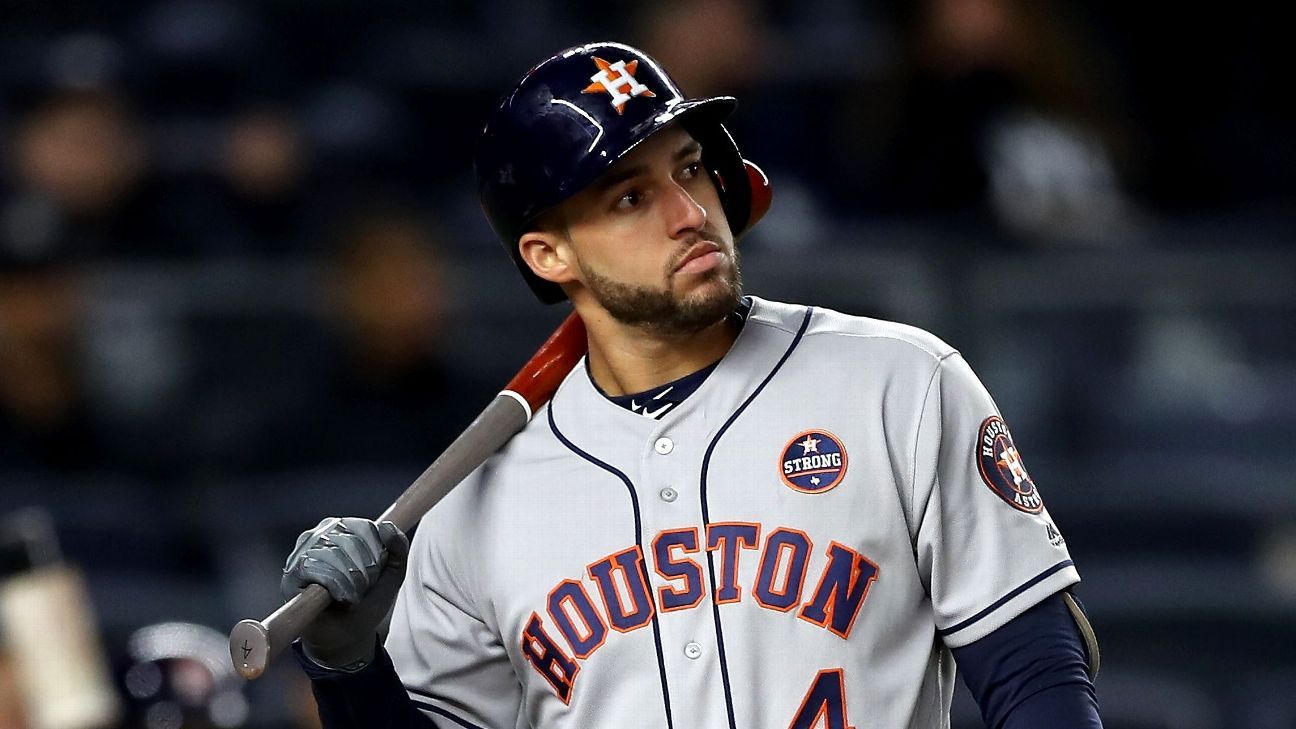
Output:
[789,669,853,729]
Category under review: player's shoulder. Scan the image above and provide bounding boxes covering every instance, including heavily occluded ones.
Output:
[748,296,958,364]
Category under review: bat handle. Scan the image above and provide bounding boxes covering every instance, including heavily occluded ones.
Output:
[230,582,332,680]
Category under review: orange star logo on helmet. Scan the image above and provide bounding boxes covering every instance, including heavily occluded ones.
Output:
[582,57,656,114]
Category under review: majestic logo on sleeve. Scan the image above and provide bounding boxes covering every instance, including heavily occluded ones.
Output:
[780,430,848,493]
[582,57,655,114]
[977,416,1043,513]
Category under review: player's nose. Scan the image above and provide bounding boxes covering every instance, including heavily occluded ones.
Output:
[663,182,707,239]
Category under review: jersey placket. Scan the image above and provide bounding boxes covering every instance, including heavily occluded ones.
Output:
[635,408,733,729]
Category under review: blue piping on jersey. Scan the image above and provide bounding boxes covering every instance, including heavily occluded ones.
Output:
[937,559,1076,637]
[407,693,488,729]
[548,405,676,729]
[699,306,815,729]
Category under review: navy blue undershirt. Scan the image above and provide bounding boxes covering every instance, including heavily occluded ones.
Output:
[953,592,1102,728]
[592,297,751,419]
[604,360,720,419]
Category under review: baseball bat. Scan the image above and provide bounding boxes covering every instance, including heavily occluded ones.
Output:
[229,312,588,680]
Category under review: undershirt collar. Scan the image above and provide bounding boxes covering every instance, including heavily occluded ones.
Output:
[592,297,752,420]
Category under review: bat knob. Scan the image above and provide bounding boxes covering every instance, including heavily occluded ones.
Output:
[230,619,270,680]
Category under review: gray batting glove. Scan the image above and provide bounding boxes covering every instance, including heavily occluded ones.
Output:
[281,517,409,670]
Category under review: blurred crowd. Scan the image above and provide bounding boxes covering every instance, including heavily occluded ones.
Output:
[1,0,1289,471]
[1,1,1293,728]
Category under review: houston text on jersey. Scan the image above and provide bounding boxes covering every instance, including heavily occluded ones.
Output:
[519,521,880,703]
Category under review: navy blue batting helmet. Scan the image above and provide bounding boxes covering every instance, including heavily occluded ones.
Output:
[475,42,770,304]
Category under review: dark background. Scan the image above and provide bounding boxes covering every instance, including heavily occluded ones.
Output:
[1,1,1293,727]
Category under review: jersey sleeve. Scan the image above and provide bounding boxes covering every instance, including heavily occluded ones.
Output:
[385,500,525,729]
[912,352,1080,648]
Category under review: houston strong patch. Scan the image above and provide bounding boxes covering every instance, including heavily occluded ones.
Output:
[976,416,1043,514]
[780,430,848,493]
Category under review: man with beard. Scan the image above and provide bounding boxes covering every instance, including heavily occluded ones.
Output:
[281,43,1103,728]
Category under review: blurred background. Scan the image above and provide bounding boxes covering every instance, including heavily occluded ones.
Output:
[0,0,1292,727]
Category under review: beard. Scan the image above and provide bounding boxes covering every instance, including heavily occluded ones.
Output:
[580,247,743,336]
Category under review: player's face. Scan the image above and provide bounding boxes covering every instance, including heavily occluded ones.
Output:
[553,125,740,334]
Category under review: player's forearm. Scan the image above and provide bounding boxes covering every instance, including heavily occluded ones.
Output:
[294,641,438,729]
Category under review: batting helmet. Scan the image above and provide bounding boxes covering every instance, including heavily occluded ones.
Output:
[475,41,771,304]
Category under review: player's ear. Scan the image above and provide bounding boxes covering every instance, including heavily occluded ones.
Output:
[518,226,577,286]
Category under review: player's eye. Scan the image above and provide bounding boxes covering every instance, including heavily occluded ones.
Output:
[680,161,703,180]
[615,189,643,210]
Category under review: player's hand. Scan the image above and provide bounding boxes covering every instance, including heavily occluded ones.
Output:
[280,517,409,669]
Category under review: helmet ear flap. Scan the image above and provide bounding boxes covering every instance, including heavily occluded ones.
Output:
[693,122,773,238]
[709,160,773,235]
[689,121,752,235]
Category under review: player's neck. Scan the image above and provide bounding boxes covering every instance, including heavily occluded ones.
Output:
[579,308,739,397]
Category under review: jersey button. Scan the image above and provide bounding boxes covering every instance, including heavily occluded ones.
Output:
[683,641,702,660]
[659,487,678,503]
[654,437,674,455]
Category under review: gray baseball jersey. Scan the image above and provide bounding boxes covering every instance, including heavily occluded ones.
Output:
[386,296,1079,729]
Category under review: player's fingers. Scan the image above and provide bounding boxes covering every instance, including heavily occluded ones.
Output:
[376,521,410,571]
[282,529,369,605]
[292,553,364,605]
[284,517,341,571]
[364,521,410,611]
[327,519,385,583]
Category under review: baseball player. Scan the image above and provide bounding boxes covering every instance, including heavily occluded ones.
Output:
[282,42,1103,728]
